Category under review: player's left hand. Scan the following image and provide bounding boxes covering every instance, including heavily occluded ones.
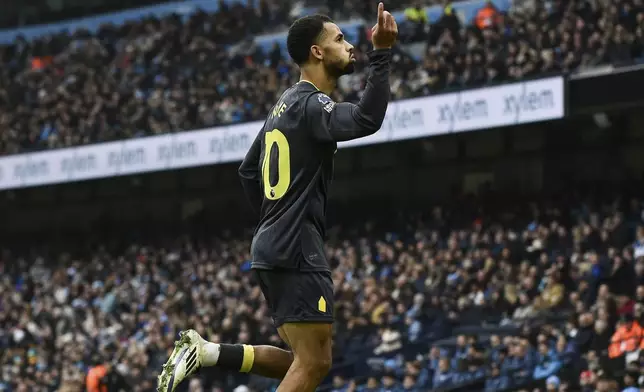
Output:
[371,2,398,50]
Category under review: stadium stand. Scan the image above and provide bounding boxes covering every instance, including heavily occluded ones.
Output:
[3,188,644,392]
[1,0,644,392]
[0,0,641,155]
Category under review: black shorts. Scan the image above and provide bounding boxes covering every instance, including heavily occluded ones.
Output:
[254,269,334,328]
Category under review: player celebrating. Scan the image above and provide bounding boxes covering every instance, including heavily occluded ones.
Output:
[157,3,397,392]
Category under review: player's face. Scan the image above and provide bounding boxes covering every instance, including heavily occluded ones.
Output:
[319,22,355,77]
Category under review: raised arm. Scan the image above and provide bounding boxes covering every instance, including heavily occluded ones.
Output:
[307,3,398,142]
[306,49,393,142]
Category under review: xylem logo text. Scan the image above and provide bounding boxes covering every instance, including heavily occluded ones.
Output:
[158,141,197,163]
[108,147,146,170]
[13,160,49,181]
[438,98,488,130]
[504,86,554,121]
[210,133,250,157]
[61,154,97,176]
[383,106,424,132]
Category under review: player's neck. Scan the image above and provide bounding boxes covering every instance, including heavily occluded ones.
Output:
[299,69,336,95]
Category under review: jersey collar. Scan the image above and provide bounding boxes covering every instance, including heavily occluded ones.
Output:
[299,80,320,91]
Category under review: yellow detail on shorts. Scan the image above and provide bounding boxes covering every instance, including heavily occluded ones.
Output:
[240,344,255,373]
[318,296,327,313]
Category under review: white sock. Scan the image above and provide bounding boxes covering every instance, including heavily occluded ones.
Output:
[202,342,221,367]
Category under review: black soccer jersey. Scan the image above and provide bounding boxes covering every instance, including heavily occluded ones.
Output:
[239,49,392,272]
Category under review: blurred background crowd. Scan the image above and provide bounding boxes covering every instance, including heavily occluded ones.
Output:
[1,0,644,392]
[3,188,644,392]
[0,0,642,154]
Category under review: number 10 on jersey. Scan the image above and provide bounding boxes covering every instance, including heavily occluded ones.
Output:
[262,129,291,200]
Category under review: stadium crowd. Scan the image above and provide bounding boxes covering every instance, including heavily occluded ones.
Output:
[2,190,644,392]
[0,0,642,155]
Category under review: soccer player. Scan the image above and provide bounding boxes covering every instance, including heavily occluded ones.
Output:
[157,3,397,392]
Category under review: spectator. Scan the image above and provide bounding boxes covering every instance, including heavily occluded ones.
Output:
[356,377,379,392]
[533,270,565,312]
[433,357,454,388]
[374,327,402,355]
[484,363,509,391]
[86,362,108,392]
[533,342,563,379]
[608,313,643,359]
[401,1,429,43]
[401,374,419,391]
[514,292,538,320]
[575,312,596,353]
[474,0,501,30]
[429,3,462,46]
[330,375,349,392]
[380,373,399,391]
[623,370,639,392]
[591,318,613,353]
[545,375,561,391]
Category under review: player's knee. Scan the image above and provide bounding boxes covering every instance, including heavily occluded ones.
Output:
[294,352,332,378]
[312,357,333,378]
[316,354,332,376]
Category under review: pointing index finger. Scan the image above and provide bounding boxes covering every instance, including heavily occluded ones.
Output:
[377,2,385,26]
[388,12,397,30]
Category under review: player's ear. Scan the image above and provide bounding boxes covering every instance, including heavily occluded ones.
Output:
[310,45,324,61]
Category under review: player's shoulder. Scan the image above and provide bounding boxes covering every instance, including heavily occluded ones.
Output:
[294,82,336,115]
[275,82,314,107]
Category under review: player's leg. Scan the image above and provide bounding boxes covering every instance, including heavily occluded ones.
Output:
[268,269,335,392]
[200,324,295,379]
[275,322,333,392]
[157,330,293,392]
[201,339,293,379]
[157,268,334,392]
[157,268,297,392]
